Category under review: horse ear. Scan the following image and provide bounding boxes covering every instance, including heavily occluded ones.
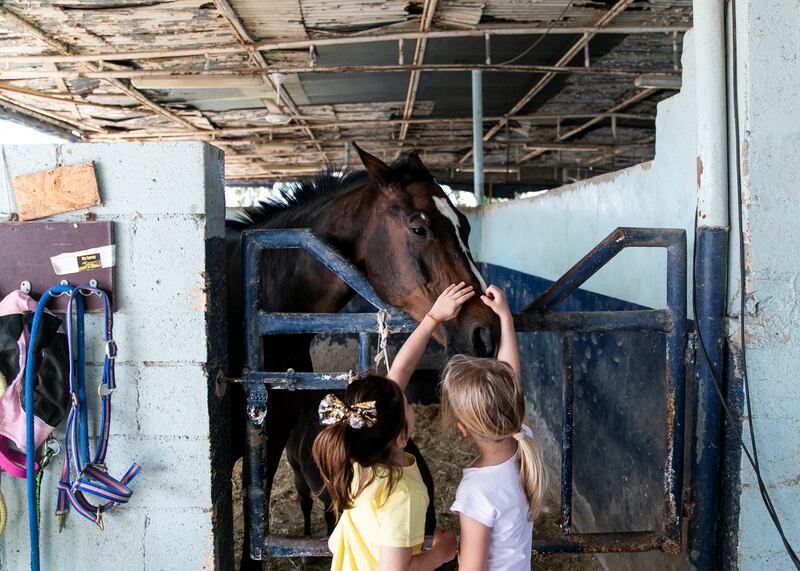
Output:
[353,141,393,190]
[407,151,431,177]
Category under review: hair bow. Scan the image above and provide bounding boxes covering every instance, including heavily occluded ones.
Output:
[318,393,378,429]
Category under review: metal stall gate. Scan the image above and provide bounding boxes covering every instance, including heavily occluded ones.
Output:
[238,226,687,559]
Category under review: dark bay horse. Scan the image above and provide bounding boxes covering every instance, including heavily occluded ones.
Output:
[226,143,498,569]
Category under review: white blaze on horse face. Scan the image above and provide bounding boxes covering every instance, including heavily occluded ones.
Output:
[432,196,488,291]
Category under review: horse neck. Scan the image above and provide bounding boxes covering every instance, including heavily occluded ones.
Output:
[263,183,377,313]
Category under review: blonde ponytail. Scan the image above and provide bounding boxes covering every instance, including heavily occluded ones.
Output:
[516,431,546,520]
[441,354,547,522]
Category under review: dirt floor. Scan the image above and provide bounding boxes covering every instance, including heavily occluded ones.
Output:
[233,404,601,571]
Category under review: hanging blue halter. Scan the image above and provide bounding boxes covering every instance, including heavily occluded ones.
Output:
[55,285,140,531]
[24,284,72,571]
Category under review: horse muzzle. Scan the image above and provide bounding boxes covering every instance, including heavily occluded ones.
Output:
[442,301,500,358]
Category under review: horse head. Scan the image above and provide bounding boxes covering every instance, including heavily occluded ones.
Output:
[352,142,500,358]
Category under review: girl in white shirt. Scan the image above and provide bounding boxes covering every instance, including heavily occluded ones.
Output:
[440,285,546,571]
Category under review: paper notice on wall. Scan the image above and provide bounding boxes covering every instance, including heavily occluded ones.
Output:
[50,245,115,276]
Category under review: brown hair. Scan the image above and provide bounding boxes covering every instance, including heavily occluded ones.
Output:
[312,375,408,515]
[440,355,546,520]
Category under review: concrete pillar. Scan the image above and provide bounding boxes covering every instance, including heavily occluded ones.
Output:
[471,70,484,204]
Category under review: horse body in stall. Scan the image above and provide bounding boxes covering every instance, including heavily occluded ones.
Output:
[226,143,498,569]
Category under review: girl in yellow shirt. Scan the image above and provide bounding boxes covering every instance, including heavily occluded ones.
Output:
[313,282,476,570]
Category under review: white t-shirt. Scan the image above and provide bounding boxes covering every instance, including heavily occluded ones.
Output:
[450,451,533,571]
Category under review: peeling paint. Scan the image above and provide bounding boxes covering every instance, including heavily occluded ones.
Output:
[697,156,704,188]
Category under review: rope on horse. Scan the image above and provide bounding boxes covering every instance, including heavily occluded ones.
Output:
[373,310,393,374]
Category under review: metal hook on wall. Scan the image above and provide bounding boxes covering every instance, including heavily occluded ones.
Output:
[80,280,102,297]
[52,281,71,297]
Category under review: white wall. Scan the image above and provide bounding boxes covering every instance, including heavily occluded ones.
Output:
[469,32,698,312]
[730,1,800,568]
[0,142,226,570]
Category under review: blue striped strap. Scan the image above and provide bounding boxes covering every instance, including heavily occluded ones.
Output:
[56,463,141,528]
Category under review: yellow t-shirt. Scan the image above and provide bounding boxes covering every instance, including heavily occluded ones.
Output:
[328,453,429,571]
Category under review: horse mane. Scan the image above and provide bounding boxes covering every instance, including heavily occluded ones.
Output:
[228,155,432,230]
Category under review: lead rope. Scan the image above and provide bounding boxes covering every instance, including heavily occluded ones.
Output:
[373,310,393,374]
[25,283,73,571]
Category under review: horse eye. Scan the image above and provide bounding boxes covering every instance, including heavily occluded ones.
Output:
[409,225,429,238]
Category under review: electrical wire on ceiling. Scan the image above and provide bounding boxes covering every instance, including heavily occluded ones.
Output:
[496,0,576,66]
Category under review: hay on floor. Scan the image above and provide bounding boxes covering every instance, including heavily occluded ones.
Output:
[233,404,601,570]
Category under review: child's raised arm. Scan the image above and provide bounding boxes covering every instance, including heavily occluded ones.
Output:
[387,282,475,391]
[480,285,521,378]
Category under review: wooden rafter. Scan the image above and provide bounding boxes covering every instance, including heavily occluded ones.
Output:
[517,88,658,164]
[0,92,86,136]
[459,0,635,164]
[0,6,204,132]
[0,64,680,82]
[0,0,688,186]
[396,0,439,153]
[48,64,82,123]
[584,136,656,166]
[0,83,138,111]
[0,25,691,66]
[83,109,655,141]
[212,0,328,162]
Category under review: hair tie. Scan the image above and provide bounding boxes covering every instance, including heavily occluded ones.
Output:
[318,393,378,429]
[513,424,534,441]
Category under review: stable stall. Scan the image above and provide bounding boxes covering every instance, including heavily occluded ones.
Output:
[0,1,798,571]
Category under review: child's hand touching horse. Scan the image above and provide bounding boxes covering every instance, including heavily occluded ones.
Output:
[428,282,475,323]
[480,284,520,377]
[388,282,475,391]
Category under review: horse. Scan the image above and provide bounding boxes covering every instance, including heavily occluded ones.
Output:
[225,142,499,569]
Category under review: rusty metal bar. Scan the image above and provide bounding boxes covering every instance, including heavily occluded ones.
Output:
[242,225,268,561]
[358,332,370,372]
[243,383,268,561]
[663,231,688,551]
[532,531,667,554]
[259,530,668,557]
[240,226,688,559]
[243,229,413,317]
[241,371,352,390]
[524,227,685,313]
[256,311,415,335]
[561,333,575,536]
[515,309,671,333]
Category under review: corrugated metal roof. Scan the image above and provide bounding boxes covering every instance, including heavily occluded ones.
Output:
[0,0,692,184]
[230,0,308,39]
[483,0,599,25]
[434,0,485,28]
[299,0,409,31]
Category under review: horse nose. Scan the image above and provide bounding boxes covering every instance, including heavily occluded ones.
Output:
[471,324,495,357]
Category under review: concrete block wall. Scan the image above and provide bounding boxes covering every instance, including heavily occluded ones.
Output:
[729,0,800,568]
[0,142,229,570]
